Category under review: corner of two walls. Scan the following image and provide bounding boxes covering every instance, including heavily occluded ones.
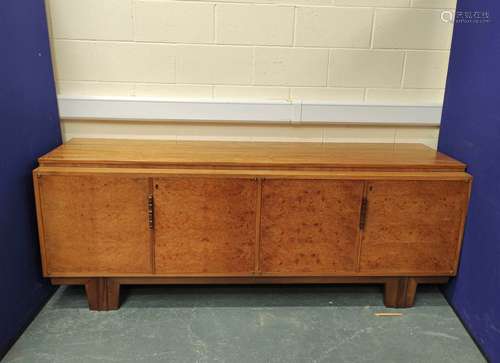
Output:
[45,0,456,148]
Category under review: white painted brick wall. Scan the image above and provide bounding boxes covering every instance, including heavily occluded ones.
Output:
[46,0,456,104]
[61,120,441,149]
[46,0,455,146]
[373,8,453,49]
[216,4,295,46]
[135,1,215,44]
[328,50,405,88]
[295,7,373,48]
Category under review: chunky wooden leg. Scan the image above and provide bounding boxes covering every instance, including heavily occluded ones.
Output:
[84,278,121,311]
[384,277,418,308]
[84,278,105,310]
[106,278,121,310]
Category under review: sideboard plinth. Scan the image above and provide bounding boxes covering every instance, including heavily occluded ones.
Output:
[52,276,449,311]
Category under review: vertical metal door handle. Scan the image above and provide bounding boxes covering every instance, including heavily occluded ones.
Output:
[147,194,154,230]
[359,197,368,230]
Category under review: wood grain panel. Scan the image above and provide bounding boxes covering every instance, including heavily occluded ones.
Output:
[39,139,465,172]
[260,179,364,274]
[39,175,152,275]
[35,166,472,182]
[154,178,257,274]
[359,180,470,274]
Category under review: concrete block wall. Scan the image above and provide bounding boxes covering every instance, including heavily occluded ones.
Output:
[45,0,456,146]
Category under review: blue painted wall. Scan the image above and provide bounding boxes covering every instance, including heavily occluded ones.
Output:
[0,0,62,358]
[439,1,500,361]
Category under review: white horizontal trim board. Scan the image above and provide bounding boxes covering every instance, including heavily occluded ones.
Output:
[57,96,442,126]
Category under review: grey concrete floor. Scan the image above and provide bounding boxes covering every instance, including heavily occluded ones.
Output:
[3,284,485,363]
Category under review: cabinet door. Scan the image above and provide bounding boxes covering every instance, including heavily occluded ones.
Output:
[359,180,470,274]
[154,178,257,274]
[38,175,152,275]
[260,179,364,274]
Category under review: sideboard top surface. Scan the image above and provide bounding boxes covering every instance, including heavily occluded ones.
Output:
[38,138,466,171]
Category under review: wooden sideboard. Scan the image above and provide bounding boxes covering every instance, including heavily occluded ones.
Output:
[33,139,471,310]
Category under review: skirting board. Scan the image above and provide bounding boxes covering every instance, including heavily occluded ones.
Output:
[57,96,443,126]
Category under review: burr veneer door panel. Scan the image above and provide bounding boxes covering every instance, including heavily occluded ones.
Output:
[260,179,364,274]
[154,178,257,274]
[38,175,152,275]
[359,180,470,274]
